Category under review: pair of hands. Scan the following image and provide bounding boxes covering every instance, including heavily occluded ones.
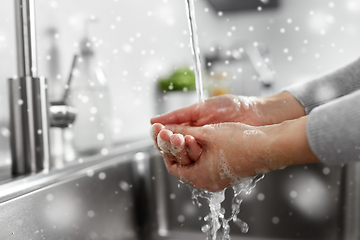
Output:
[150,93,318,192]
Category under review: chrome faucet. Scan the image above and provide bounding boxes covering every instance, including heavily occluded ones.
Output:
[9,0,75,176]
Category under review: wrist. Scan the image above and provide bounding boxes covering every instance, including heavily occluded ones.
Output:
[258,91,306,125]
[263,116,319,169]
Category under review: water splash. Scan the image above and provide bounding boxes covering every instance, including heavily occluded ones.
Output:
[184,0,204,101]
[186,174,265,240]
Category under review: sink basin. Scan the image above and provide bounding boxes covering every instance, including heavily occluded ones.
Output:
[0,139,358,239]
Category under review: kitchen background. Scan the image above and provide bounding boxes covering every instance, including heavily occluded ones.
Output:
[0,0,360,162]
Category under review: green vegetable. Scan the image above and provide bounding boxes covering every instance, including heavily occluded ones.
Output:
[157,67,196,92]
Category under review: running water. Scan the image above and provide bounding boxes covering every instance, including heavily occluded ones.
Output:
[187,174,265,240]
[184,0,204,101]
[183,1,264,239]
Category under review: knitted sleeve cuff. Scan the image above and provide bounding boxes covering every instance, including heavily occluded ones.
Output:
[283,57,360,115]
[307,90,360,165]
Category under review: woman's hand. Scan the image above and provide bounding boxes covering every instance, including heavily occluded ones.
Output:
[151,117,319,192]
[151,92,306,128]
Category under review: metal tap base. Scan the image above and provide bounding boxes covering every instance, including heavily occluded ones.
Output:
[8,77,50,175]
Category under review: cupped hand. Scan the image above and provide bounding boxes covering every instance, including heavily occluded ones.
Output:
[151,116,319,192]
[151,92,307,128]
[151,122,277,192]
[151,94,266,127]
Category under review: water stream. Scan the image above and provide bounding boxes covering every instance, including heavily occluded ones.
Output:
[184,0,204,102]
[186,174,265,240]
[183,1,264,239]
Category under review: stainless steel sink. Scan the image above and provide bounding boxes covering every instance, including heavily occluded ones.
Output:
[0,138,358,240]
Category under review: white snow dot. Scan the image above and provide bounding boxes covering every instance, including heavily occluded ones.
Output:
[98,172,106,180]
[323,167,331,175]
[90,107,98,114]
[87,170,94,177]
[101,148,109,155]
[272,216,280,224]
[97,133,105,141]
[46,194,54,202]
[87,210,95,218]
[257,193,265,201]
[177,215,185,223]
[290,190,298,198]
[119,181,130,191]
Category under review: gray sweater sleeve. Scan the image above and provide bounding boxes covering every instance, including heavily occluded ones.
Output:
[283,57,360,164]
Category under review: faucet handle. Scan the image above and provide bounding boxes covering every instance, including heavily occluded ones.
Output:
[49,101,77,128]
[62,55,78,102]
[48,54,78,128]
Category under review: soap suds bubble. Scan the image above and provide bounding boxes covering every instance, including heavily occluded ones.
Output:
[201,125,216,140]
[218,149,242,185]
[243,130,265,140]
[157,133,184,156]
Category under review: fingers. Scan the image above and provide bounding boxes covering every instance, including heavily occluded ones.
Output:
[157,129,194,165]
[157,129,178,163]
[185,135,202,161]
[150,123,164,151]
[150,103,199,125]
[170,134,193,165]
